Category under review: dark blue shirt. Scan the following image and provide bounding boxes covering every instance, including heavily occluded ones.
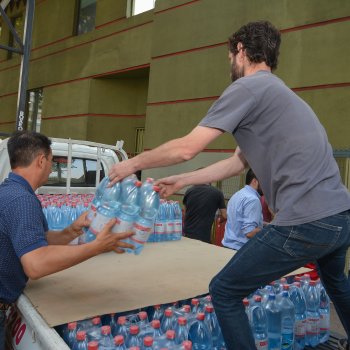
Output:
[0,173,48,303]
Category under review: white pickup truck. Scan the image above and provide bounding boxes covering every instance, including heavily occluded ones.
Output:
[0,137,129,350]
[0,137,128,192]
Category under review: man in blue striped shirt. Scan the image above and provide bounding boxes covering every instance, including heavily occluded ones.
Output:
[222,169,263,250]
[0,131,134,349]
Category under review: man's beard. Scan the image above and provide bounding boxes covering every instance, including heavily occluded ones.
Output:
[230,60,244,82]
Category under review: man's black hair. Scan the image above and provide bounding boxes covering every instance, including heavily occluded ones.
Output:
[228,21,281,70]
[7,131,52,169]
[245,168,257,185]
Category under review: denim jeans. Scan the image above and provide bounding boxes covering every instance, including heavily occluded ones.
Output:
[209,210,350,350]
[0,310,5,350]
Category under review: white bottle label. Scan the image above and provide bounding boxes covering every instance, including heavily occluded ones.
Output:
[255,339,268,350]
[154,222,166,235]
[87,205,97,220]
[89,213,110,235]
[112,218,134,233]
[319,313,329,331]
[131,222,152,244]
[166,221,174,234]
[294,319,306,337]
[306,318,319,335]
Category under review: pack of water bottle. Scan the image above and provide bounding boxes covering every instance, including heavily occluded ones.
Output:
[78,175,182,255]
[58,294,226,350]
[246,274,330,350]
[148,200,182,242]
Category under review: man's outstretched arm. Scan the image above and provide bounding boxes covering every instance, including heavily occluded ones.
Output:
[108,126,224,184]
[156,147,248,197]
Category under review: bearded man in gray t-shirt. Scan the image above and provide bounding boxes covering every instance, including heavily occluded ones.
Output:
[108,21,350,350]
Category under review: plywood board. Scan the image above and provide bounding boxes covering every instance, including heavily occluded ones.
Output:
[24,238,310,327]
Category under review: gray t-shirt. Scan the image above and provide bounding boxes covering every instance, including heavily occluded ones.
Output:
[199,71,350,225]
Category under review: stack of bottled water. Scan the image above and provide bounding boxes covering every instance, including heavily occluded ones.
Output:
[59,294,226,350]
[58,274,331,350]
[39,194,93,244]
[246,274,330,349]
[149,200,183,242]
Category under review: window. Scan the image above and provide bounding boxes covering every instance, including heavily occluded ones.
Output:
[26,88,43,132]
[46,157,105,187]
[76,0,96,35]
[131,0,156,16]
[135,127,145,155]
[7,14,23,59]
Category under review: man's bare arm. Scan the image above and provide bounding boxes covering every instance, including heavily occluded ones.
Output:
[109,126,224,184]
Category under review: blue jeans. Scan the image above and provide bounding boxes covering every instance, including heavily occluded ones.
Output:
[209,210,350,350]
[0,310,5,350]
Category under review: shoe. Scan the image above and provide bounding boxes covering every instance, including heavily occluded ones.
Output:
[338,338,349,350]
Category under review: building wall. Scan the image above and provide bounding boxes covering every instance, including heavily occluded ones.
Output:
[0,0,349,182]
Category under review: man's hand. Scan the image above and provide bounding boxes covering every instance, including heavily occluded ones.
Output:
[108,159,137,185]
[155,175,184,198]
[69,211,91,238]
[92,218,135,254]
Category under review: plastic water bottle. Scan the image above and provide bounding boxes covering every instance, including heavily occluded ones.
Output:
[139,178,154,206]
[114,335,127,350]
[277,291,295,350]
[181,340,193,350]
[109,313,118,337]
[73,331,88,350]
[165,202,175,241]
[86,176,110,221]
[87,316,102,342]
[99,325,114,350]
[84,204,118,243]
[115,316,129,340]
[143,336,154,350]
[173,201,183,240]
[188,313,212,350]
[265,294,281,350]
[174,317,188,344]
[120,174,138,202]
[319,285,330,343]
[305,280,320,347]
[138,311,149,329]
[151,319,163,338]
[130,186,160,254]
[126,325,141,348]
[204,305,224,350]
[191,299,200,314]
[101,182,122,208]
[250,296,268,350]
[289,282,306,350]
[66,321,77,348]
[300,274,311,295]
[112,181,141,235]
[152,305,164,322]
[164,330,177,348]
[161,309,176,333]
[87,341,98,350]
[49,203,64,230]
[243,298,251,324]
[153,202,167,242]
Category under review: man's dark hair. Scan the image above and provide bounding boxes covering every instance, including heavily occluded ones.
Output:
[7,131,52,169]
[228,21,281,70]
[245,168,257,185]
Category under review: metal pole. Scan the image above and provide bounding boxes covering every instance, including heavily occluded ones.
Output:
[16,0,35,131]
